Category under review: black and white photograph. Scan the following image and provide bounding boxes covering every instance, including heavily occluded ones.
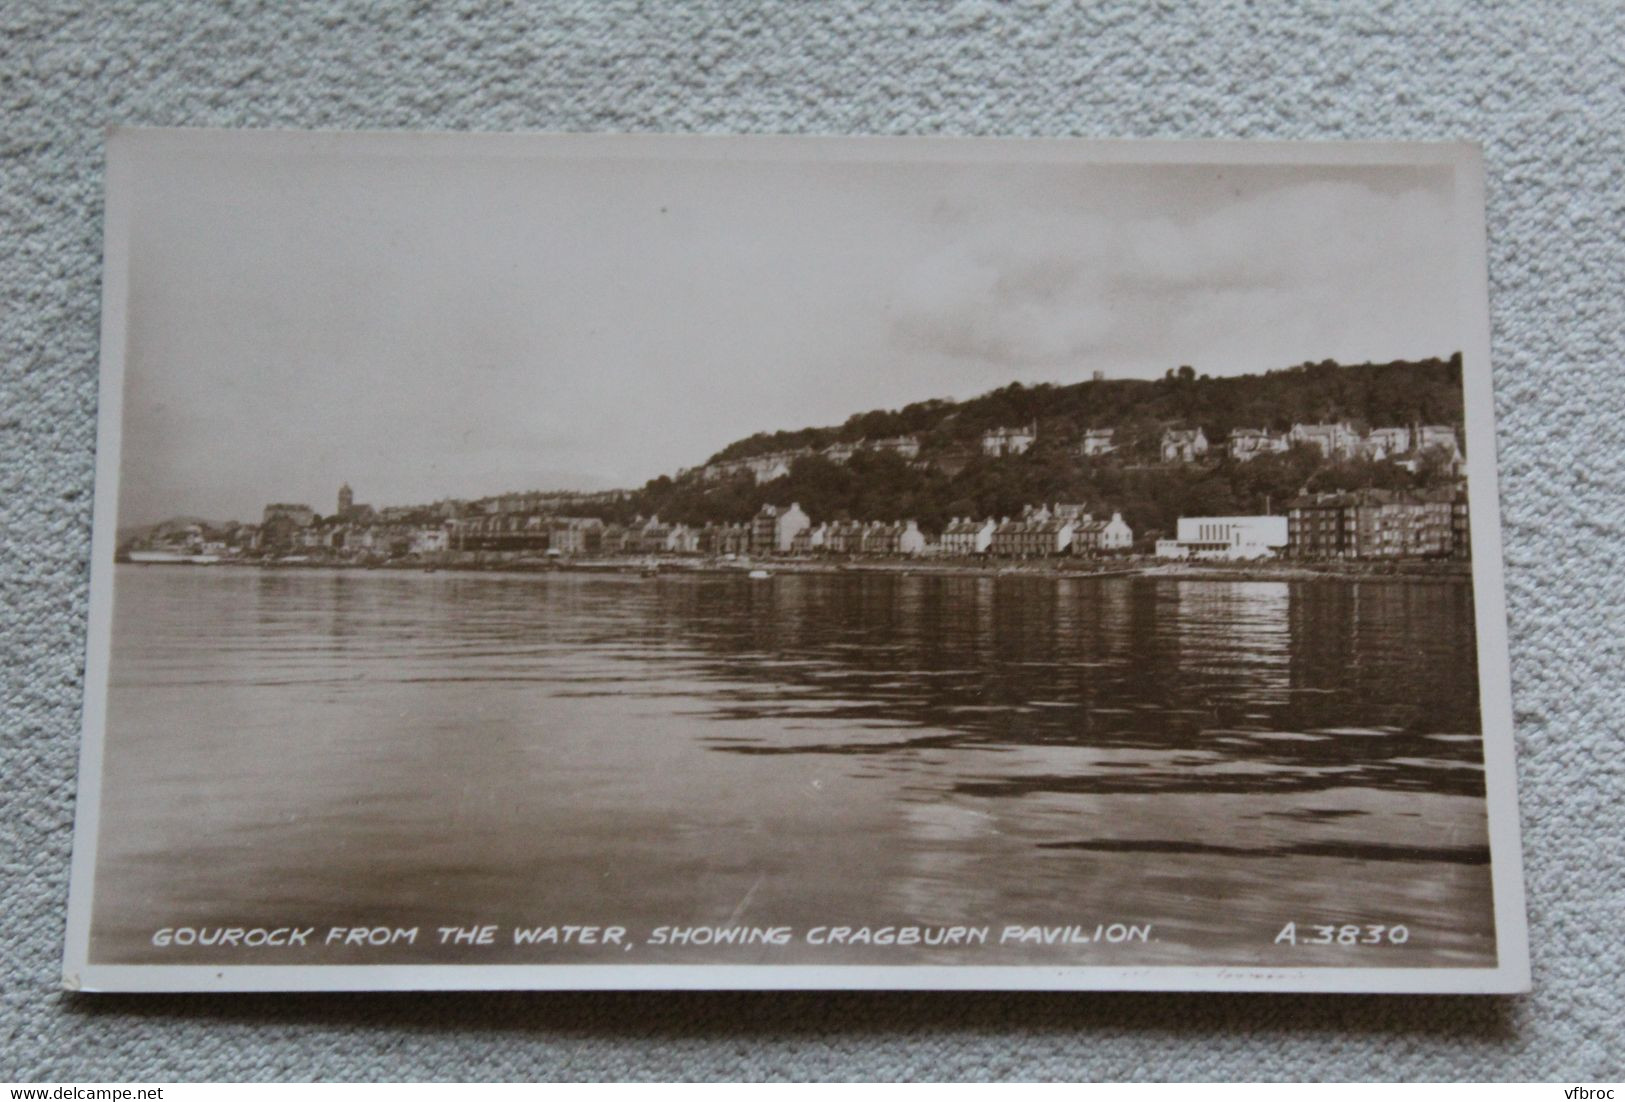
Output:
[65,130,1526,992]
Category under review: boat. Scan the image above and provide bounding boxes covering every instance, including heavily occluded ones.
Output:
[748,569,771,580]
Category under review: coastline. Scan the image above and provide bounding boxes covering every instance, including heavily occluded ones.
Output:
[117,554,1474,584]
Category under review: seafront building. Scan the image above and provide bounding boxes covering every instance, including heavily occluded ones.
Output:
[976,505,1134,558]
[1285,487,1468,560]
[1348,491,1454,559]
[940,517,996,555]
[1073,512,1134,554]
[1156,516,1289,560]
[789,523,829,555]
[1285,494,1348,557]
[821,521,865,555]
[546,517,604,555]
[857,519,928,556]
[991,508,1076,557]
[698,522,751,556]
[751,503,811,554]
[205,404,1472,569]
[230,486,1143,564]
[146,485,1469,565]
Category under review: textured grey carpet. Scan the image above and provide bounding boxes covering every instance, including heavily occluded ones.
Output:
[3,0,1622,1083]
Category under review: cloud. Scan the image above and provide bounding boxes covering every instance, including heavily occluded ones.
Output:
[890,180,1453,374]
[115,142,1461,526]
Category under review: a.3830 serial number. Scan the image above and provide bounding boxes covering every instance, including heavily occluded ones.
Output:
[1274,922,1410,946]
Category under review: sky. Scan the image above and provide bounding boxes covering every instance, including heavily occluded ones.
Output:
[114,135,1464,527]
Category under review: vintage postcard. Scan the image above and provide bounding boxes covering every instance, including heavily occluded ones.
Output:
[65,130,1527,992]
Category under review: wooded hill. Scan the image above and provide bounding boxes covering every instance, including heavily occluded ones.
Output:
[607,355,1467,542]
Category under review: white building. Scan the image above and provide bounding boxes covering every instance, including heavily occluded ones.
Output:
[665,524,700,554]
[1227,428,1290,462]
[790,523,828,555]
[1363,426,1412,460]
[940,517,996,555]
[897,519,928,556]
[752,502,811,553]
[982,423,1036,457]
[1156,515,1288,560]
[749,455,794,482]
[1289,422,1360,460]
[411,526,450,554]
[1079,428,1117,457]
[871,435,921,458]
[1414,424,1461,455]
[1161,427,1210,463]
[700,450,806,484]
[1074,512,1134,554]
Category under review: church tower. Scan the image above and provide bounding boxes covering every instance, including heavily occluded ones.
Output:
[338,483,353,517]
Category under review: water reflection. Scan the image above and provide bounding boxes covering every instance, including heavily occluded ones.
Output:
[93,567,1493,967]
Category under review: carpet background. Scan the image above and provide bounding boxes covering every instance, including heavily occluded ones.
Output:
[3,0,1621,1082]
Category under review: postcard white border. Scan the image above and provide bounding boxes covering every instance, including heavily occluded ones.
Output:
[62,130,1529,994]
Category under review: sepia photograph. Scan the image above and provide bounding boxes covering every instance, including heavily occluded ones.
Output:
[65,130,1526,992]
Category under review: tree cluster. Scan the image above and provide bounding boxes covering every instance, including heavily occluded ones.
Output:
[586,355,1467,543]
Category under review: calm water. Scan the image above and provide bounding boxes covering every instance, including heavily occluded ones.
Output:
[92,566,1494,967]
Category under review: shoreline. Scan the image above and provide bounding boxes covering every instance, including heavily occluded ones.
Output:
[117,555,1474,584]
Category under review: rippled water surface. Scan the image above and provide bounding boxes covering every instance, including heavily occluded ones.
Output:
[92,566,1494,966]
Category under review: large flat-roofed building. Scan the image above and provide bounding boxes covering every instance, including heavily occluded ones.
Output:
[1157,515,1288,560]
